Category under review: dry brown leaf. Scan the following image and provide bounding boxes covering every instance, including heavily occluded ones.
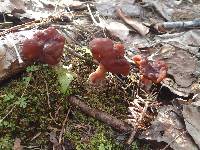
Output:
[143,0,200,21]
[95,0,142,18]
[116,8,149,36]
[139,106,199,150]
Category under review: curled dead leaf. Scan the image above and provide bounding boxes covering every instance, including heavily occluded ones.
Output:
[116,8,149,36]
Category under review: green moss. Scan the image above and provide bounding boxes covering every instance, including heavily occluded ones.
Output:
[0,58,147,149]
[0,135,13,150]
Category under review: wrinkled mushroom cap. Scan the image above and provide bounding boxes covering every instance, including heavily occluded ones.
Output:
[89,38,130,76]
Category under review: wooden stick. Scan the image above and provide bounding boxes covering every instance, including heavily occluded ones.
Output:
[68,96,133,133]
[154,19,200,32]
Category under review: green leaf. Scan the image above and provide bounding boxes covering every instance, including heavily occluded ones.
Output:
[15,97,28,108]
[56,67,74,94]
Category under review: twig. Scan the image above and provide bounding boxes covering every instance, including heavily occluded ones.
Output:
[0,13,70,37]
[87,4,105,28]
[48,108,60,126]
[86,3,107,38]
[44,80,60,126]
[23,145,41,149]
[126,101,149,145]
[139,102,149,121]
[0,104,16,122]
[153,19,200,32]
[58,107,71,144]
[44,80,51,109]
[68,96,133,133]
[161,130,187,150]
[125,130,137,146]
[31,132,41,141]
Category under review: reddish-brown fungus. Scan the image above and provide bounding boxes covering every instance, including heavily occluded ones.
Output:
[89,38,130,83]
[132,55,167,83]
[22,39,42,60]
[89,64,107,83]
[22,27,65,65]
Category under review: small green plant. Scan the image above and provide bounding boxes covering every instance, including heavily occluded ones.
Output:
[15,96,28,108]
[3,92,29,109]
[0,120,15,129]
[73,129,123,150]
[3,93,15,103]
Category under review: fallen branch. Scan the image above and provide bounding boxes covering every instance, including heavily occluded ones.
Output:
[68,96,133,133]
[153,19,200,32]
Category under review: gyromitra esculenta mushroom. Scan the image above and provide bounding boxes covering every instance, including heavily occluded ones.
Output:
[22,27,65,65]
[89,38,130,83]
[132,55,167,84]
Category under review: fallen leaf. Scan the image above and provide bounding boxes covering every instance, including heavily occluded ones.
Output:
[95,0,142,18]
[55,66,74,94]
[139,106,199,150]
[143,0,200,21]
[106,21,130,41]
[116,8,149,36]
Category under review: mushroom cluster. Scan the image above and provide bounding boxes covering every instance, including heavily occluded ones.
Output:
[22,27,65,65]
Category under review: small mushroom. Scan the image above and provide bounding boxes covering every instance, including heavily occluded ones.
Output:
[132,55,167,83]
[89,38,130,83]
